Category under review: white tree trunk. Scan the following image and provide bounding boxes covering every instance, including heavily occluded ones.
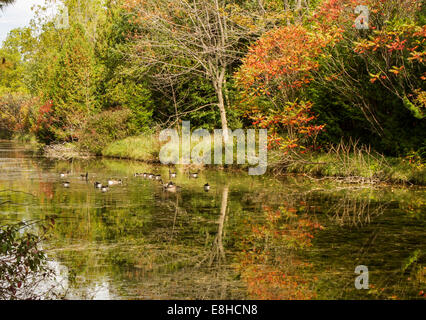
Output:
[216,68,229,143]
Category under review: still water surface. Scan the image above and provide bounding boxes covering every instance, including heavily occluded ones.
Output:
[0,141,424,299]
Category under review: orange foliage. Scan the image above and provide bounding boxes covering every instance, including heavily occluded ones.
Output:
[248,101,325,151]
[236,25,333,96]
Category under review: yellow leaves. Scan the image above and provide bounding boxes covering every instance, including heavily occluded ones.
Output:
[408,51,425,63]
[369,71,381,83]
[389,65,404,75]
[412,88,426,108]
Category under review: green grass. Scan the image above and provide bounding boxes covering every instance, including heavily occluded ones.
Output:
[102,134,160,162]
[12,133,39,145]
[102,133,246,167]
[102,133,216,163]
[11,133,43,151]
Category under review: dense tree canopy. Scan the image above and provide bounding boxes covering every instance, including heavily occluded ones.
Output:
[0,0,424,157]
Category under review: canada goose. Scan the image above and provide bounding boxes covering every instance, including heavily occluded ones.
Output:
[63,181,70,188]
[60,171,70,178]
[108,179,122,186]
[143,173,148,178]
[154,174,162,180]
[94,182,102,188]
[101,185,109,192]
[189,171,199,178]
[134,173,143,177]
[204,183,210,192]
[80,172,88,180]
[147,173,154,179]
[169,169,177,178]
[163,181,181,192]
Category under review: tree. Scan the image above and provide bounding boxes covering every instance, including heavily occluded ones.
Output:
[236,0,425,155]
[123,0,283,142]
[25,0,106,142]
[95,1,154,132]
[0,0,15,10]
[235,24,329,153]
[0,220,59,300]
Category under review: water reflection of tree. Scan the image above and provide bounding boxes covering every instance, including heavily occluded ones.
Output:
[3,142,424,299]
[139,184,238,299]
[325,194,388,227]
[236,200,323,300]
[203,184,228,267]
[47,183,243,299]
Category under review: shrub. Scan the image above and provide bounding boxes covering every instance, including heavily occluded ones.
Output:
[0,93,33,138]
[78,108,134,155]
[0,220,59,300]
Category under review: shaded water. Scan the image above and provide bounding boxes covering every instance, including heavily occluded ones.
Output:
[0,141,425,299]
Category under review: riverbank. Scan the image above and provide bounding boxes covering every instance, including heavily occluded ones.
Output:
[99,135,425,186]
[102,135,160,162]
[14,133,424,186]
[275,152,425,186]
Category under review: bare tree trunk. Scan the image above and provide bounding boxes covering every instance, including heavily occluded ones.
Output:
[216,68,229,143]
[217,87,229,143]
[295,0,303,24]
[284,0,290,26]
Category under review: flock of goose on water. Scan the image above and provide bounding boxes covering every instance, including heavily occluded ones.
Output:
[59,169,210,193]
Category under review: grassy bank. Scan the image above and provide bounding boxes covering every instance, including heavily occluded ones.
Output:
[270,144,426,185]
[102,134,160,162]
[278,154,425,185]
[102,135,426,186]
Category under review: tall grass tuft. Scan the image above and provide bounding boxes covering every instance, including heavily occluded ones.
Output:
[273,139,425,185]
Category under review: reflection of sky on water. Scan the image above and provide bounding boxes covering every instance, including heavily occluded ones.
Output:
[43,259,114,300]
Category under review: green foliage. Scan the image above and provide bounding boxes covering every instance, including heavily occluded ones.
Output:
[0,0,424,167]
[0,28,34,94]
[79,108,134,155]
[0,93,33,138]
[95,3,154,132]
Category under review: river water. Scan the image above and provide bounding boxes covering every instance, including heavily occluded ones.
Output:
[0,140,424,299]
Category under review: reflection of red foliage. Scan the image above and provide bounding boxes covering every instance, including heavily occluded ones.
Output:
[238,205,324,299]
[38,181,54,200]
